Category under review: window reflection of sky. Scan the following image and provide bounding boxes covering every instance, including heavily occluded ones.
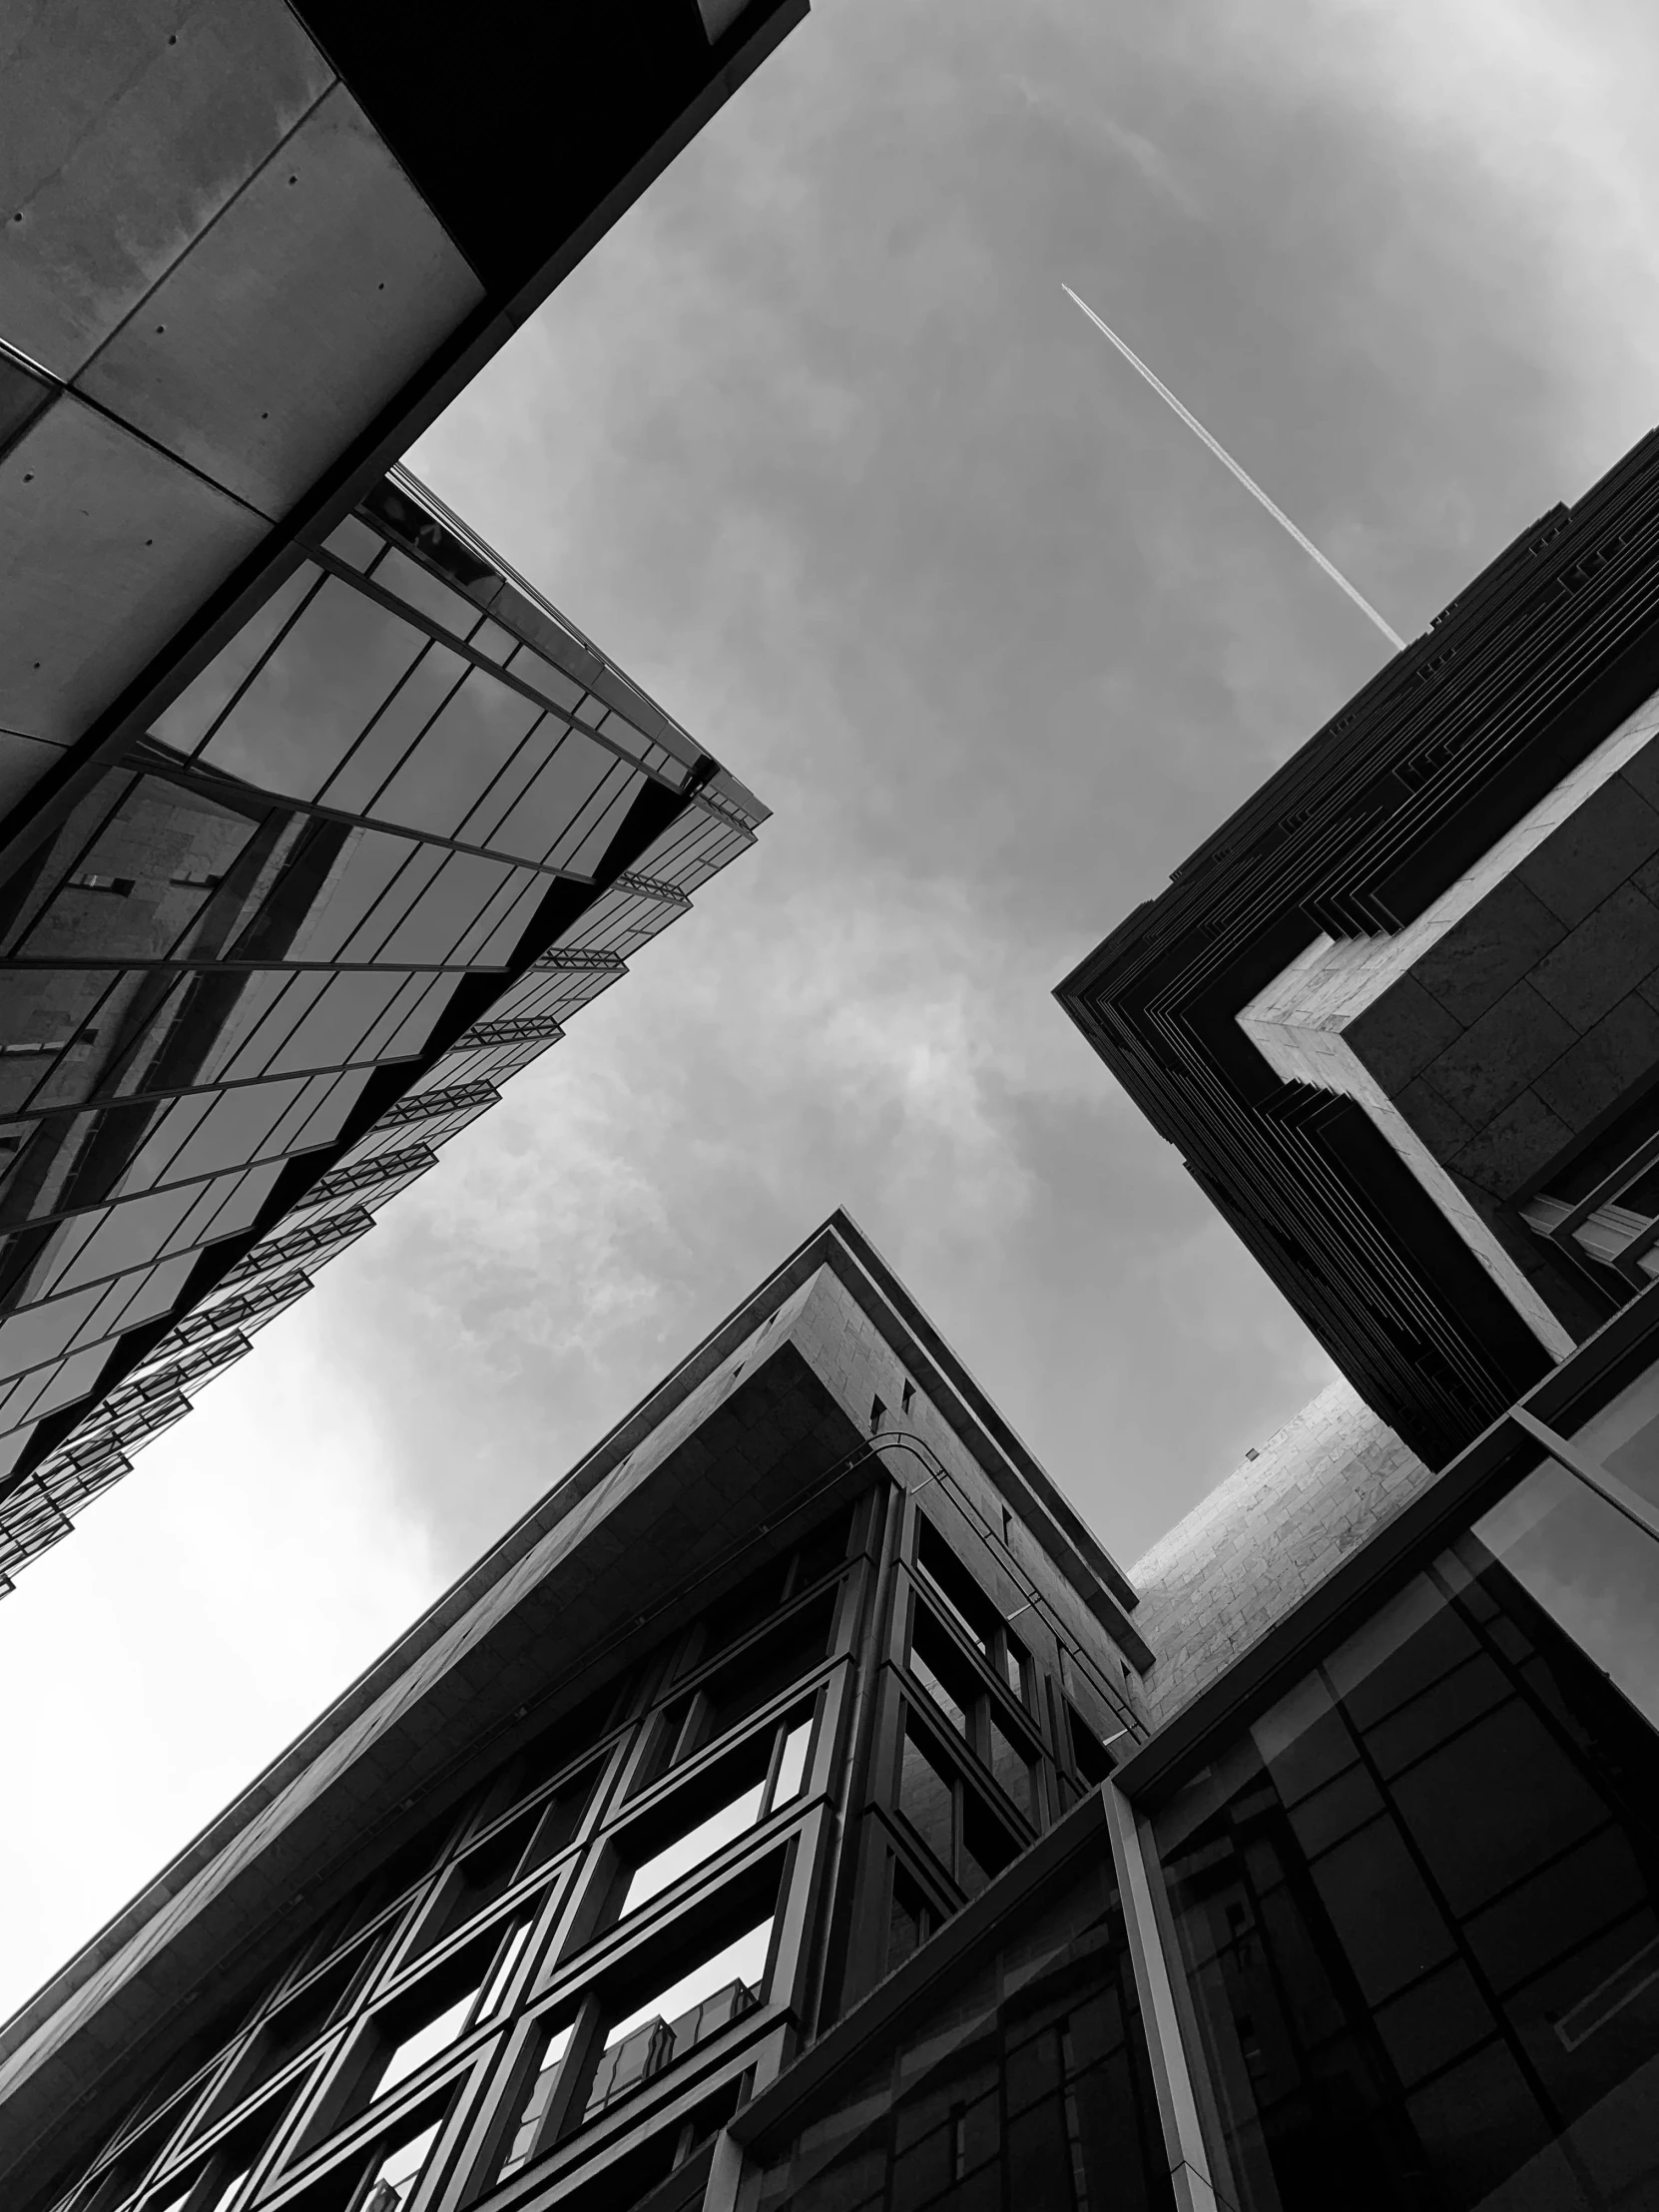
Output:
[1475,1459,1659,1730]
[0,473,763,1581]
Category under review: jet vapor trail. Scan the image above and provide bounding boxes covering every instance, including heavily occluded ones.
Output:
[1062,282,1406,651]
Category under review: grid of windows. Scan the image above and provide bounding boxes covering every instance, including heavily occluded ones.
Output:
[53,1501,862,2212]
[0,468,764,1591]
[38,1477,1153,2212]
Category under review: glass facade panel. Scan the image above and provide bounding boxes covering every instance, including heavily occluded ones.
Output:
[560,764,647,879]
[314,639,469,820]
[147,565,322,756]
[364,671,541,842]
[1572,1360,1659,1501]
[485,727,614,867]
[1475,1459,1659,1731]
[0,462,762,1589]
[199,579,426,800]
[753,1842,1171,2212]
[1155,1517,1659,2211]
[369,547,484,642]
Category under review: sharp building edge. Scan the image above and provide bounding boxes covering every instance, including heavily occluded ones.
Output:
[13,18,1659,2212]
[0,2,800,1585]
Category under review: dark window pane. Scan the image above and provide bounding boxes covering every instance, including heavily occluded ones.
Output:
[959,1795,1016,1901]
[1157,1541,1659,2212]
[200,578,425,800]
[987,1716,1035,1822]
[688,1593,835,1756]
[887,1865,927,1974]
[1371,1960,1497,2088]
[367,671,540,842]
[900,1729,955,1874]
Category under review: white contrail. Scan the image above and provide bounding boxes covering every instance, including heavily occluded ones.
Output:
[1062,283,1406,651]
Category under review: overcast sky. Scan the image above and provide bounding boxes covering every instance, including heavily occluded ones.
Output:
[8,0,1659,2023]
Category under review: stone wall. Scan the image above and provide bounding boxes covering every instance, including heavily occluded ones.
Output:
[1128,1381,1434,1726]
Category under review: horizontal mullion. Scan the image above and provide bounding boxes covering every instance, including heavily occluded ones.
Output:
[0,955,508,974]
[132,748,603,885]
[310,548,693,801]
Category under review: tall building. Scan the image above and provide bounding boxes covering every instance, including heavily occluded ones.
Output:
[0,1214,1164,2212]
[0,462,766,1589]
[5,1212,1659,2212]
[0,2,805,1586]
[1057,430,1659,1471]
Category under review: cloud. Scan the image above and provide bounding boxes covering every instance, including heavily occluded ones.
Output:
[0,1321,438,2022]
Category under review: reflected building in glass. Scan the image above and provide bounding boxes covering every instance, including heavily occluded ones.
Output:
[0,466,767,1587]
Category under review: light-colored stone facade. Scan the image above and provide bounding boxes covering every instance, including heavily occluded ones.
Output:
[1128,1380,1436,1726]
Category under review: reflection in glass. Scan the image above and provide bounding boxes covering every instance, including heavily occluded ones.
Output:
[754,1846,1170,2212]
[0,461,753,1590]
[1573,1354,1659,1504]
[499,2024,574,2180]
[200,579,424,801]
[587,1921,771,2119]
[360,2117,441,2212]
[1155,1520,1659,2212]
[1475,1459,1659,1728]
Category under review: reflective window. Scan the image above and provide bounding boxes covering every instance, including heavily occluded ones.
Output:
[620,1710,812,1920]
[661,1591,835,1773]
[313,645,467,823]
[353,2115,443,2212]
[507,645,584,713]
[755,1848,1170,2212]
[480,726,613,868]
[1476,1459,1659,1730]
[1572,1359,1659,1498]
[622,1786,766,1920]
[560,773,645,880]
[148,566,322,756]
[1155,1517,1659,2212]
[370,547,483,642]
[199,579,426,802]
[907,1597,1042,1827]
[586,1918,772,2120]
[898,1717,1020,1905]
[364,671,541,843]
[498,2022,575,2180]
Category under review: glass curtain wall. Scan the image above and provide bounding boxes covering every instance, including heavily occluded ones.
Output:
[0,471,763,1584]
[1152,1364,1659,2212]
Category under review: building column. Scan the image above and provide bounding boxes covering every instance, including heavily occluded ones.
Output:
[1102,1782,1232,2212]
